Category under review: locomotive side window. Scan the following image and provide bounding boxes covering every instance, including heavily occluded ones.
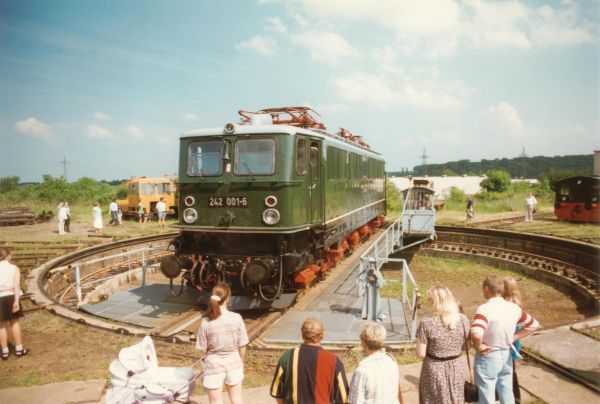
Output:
[310,143,319,180]
[327,146,338,179]
[188,141,224,176]
[296,138,307,175]
[234,138,276,175]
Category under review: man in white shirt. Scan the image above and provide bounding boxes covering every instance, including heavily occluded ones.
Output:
[471,274,540,404]
[156,198,167,227]
[57,201,68,235]
[525,193,537,222]
[108,199,119,226]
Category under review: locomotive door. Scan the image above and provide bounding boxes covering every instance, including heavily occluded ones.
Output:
[309,140,322,223]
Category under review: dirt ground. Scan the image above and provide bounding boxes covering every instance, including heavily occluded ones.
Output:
[381,255,594,328]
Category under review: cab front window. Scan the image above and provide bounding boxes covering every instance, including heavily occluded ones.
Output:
[188,141,224,176]
[234,138,276,176]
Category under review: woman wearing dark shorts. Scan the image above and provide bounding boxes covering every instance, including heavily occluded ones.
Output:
[0,247,28,360]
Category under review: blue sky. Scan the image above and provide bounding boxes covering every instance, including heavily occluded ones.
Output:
[0,0,598,182]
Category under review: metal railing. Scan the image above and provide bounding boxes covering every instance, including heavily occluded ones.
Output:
[51,246,169,307]
[358,217,423,339]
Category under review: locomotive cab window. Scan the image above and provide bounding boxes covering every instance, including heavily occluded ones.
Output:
[234,138,276,175]
[188,141,224,176]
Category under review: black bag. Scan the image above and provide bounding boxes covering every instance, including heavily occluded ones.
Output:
[464,380,479,403]
[462,320,479,403]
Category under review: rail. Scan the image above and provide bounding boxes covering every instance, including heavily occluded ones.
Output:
[54,246,171,307]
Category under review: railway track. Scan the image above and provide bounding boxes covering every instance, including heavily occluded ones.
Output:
[27,225,599,340]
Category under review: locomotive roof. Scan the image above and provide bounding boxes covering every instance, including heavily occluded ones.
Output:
[181,124,382,158]
[554,175,600,185]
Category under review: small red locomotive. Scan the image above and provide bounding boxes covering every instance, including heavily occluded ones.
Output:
[554,176,600,223]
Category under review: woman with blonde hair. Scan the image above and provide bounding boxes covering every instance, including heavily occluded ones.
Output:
[416,285,469,404]
[0,248,28,360]
[196,284,248,404]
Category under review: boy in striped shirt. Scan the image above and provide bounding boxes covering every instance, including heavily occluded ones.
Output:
[471,274,540,404]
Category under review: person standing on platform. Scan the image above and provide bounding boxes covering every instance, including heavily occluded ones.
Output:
[196,284,248,404]
[524,193,537,222]
[416,285,469,404]
[137,201,146,224]
[57,201,68,235]
[471,274,540,404]
[466,196,474,223]
[270,317,349,404]
[92,202,103,233]
[350,323,403,404]
[0,248,28,360]
[108,199,119,225]
[156,197,167,227]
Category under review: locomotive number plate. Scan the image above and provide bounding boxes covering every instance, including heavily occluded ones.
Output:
[208,196,248,208]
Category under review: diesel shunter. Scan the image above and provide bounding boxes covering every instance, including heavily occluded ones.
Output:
[160,107,386,308]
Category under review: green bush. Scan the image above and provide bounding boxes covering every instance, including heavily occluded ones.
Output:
[0,176,19,193]
[480,170,512,193]
[386,180,403,213]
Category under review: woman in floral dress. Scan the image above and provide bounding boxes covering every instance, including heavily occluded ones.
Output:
[416,285,470,404]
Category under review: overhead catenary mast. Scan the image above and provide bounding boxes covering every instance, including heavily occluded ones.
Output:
[59,156,71,182]
[519,147,528,179]
[420,148,429,176]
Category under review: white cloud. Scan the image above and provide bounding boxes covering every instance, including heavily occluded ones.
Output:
[236,35,277,56]
[87,124,114,140]
[331,68,473,110]
[14,117,53,139]
[332,73,395,106]
[463,0,533,49]
[292,30,359,65]
[183,113,198,123]
[530,3,595,46]
[128,124,143,140]
[267,16,287,34]
[484,102,524,133]
[94,111,111,120]
[297,0,595,53]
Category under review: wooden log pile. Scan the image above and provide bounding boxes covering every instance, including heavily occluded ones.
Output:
[0,207,35,226]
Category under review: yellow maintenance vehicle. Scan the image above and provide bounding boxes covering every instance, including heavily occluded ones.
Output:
[117,176,177,219]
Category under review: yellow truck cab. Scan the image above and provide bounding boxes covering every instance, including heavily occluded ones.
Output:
[117,176,177,218]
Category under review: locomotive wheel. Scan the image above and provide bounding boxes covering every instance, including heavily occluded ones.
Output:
[198,262,218,290]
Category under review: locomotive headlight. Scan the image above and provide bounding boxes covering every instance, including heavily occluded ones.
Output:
[262,208,280,225]
[184,196,195,207]
[265,195,278,207]
[183,208,198,224]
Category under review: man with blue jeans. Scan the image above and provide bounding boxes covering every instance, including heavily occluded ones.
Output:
[471,275,539,404]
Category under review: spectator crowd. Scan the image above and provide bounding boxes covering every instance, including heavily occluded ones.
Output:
[195,274,539,404]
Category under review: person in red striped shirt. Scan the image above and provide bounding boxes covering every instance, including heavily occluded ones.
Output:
[270,317,349,404]
[470,274,540,404]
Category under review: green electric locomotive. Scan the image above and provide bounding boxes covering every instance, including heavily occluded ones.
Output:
[160,107,386,308]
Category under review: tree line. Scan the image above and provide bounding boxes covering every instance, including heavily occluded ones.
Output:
[390,154,593,179]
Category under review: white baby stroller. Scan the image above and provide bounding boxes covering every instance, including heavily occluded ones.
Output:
[105,336,200,404]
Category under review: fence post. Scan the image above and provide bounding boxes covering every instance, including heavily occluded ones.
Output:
[141,249,147,287]
[75,264,82,308]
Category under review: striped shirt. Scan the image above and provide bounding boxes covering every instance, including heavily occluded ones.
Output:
[349,350,399,404]
[270,344,349,404]
[196,310,248,375]
[471,296,539,350]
